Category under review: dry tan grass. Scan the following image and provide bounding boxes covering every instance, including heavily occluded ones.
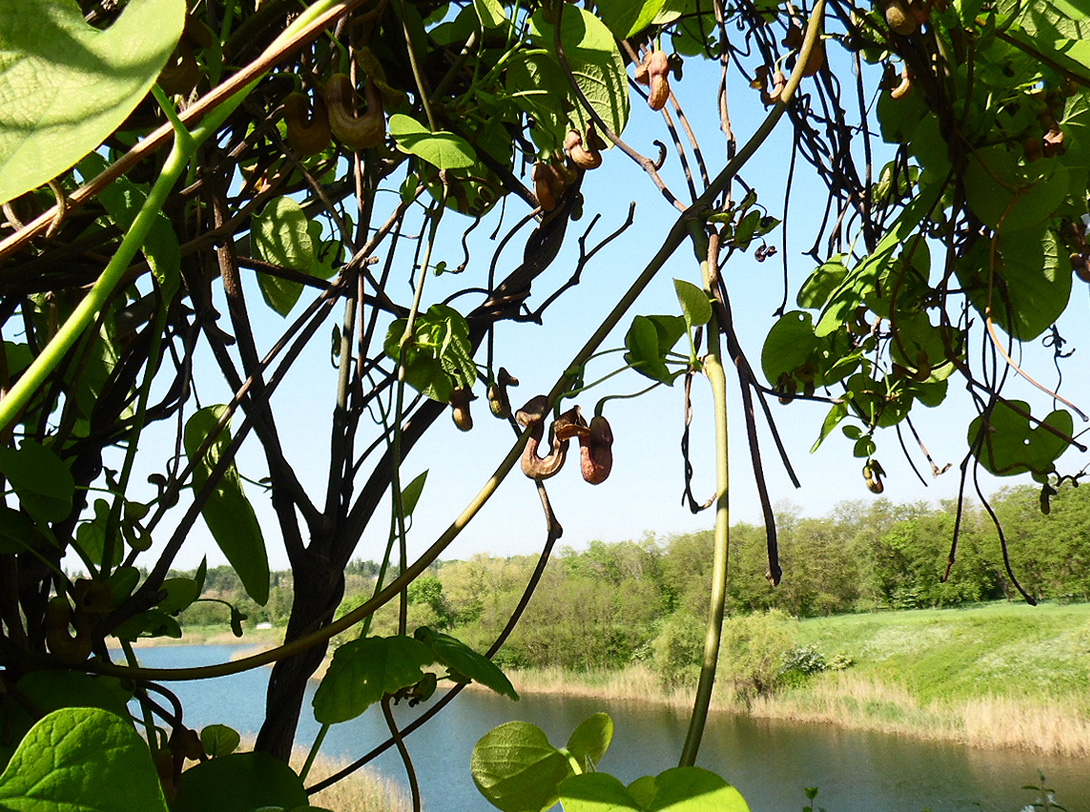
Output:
[298,752,413,812]
[502,666,1090,758]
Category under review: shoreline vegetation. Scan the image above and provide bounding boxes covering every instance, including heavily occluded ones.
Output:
[165,601,1090,760]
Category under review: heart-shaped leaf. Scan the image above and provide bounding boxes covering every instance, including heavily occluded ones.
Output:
[472,721,572,812]
[414,626,518,700]
[389,114,476,169]
[0,0,186,206]
[312,635,433,724]
[172,752,306,812]
[0,708,167,811]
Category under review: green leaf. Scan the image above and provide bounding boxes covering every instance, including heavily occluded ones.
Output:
[633,767,750,811]
[400,470,428,517]
[673,279,712,327]
[156,576,201,615]
[472,721,572,812]
[251,197,316,316]
[796,257,847,310]
[414,626,518,700]
[312,635,433,724]
[968,400,1073,477]
[389,114,476,169]
[761,311,818,385]
[183,406,269,605]
[530,9,630,140]
[811,401,848,453]
[0,506,35,554]
[624,315,685,384]
[384,304,476,401]
[565,713,612,771]
[200,724,240,757]
[0,0,186,206]
[595,0,669,38]
[173,752,306,812]
[963,147,1069,233]
[0,439,74,523]
[78,152,180,297]
[0,708,167,811]
[472,0,506,28]
[957,226,1068,341]
[558,773,640,812]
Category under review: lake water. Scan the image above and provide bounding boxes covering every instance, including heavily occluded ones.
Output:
[137,645,1089,811]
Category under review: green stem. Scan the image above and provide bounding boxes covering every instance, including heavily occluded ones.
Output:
[678,252,730,767]
[299,722,329,781]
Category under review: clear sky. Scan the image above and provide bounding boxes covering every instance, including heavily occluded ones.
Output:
[146,47,1090,575]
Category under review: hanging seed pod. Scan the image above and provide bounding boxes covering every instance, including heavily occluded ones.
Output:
[325,74,385,150]
[283,91,331,155]
[579,415,614,484]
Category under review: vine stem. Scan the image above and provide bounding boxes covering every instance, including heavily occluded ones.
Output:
[85,0,826,685]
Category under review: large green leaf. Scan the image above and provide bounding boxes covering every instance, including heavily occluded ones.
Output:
[529,8,630,141]
[760,311,819,385]
[963,147,1069,233]
[624,314,685,384]
[558,773,640,812]
[595,0,668,38]
[0,0,185,206]
[251,197,316,316]
[384,304,476,402]
[312,635,433,724]
[565,713,612,771]
[414,626,518,700]
[183,406,269,605]
[389,114,477,169]
[172,752,306,812]
[0,439,74,523]
[627,767,750,811]
[968,400,1073,478]
[472,721,572,812]
[0,708,167,812]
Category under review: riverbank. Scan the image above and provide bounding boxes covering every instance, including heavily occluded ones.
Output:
[498,601,1090,758]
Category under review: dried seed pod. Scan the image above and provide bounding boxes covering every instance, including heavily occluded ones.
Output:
[516,397,582,479]
[776,372,797,404]
[449,387,475,432]
[1043,127,1066,158]
[283,92,331,155]
[890,66,912,99]
[532,161,564,211]
[579,415,614,484]
[641,50,671,110]
[45,596,92,665]
[170,727,205,762]
[802,38,826,77]
[488,367,518,419]
[863,459,886,494]
[564,128,602,170]
[884,0,917,35]
[324,74,385,151]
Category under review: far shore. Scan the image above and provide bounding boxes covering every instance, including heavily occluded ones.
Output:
[125,620,1090,760]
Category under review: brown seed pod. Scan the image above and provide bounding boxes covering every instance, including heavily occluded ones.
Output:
[515,398,588,479]
[532,161,567,211]
[324,74,385,151]
[449,387,475,432]
[579,415,614,485]
[487,367,518,420]
[884,0,917,35]
[1043,127,1066,158]
[564,129,602,170]
[45,596,93,665]
[644,50,671,111]
[283,92,331,156]
[801,34,825,77]
[890,66,912,99]
[776,372,797,404]
[863,459,886,494]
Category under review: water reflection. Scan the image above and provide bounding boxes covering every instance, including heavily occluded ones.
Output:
[135,647,1089,812]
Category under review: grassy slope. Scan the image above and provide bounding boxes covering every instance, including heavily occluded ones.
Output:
[795,601,1090,710]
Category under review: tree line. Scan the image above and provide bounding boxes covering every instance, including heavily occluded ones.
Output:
[181,482,1090,676]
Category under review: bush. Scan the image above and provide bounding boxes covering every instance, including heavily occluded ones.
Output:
[718,610,798,702]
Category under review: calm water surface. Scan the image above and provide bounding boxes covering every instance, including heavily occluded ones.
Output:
[138,645,1089,811]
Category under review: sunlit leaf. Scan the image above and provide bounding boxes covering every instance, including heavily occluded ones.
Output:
[565,713,612,771]
[0,0,186,206]
[415,626,518,700]
[0,708,167,812]
[312,635,433,724]
[389,114,476,169]
[472,721,572,812]
[251,197,316,316]
[968,400,1073,477]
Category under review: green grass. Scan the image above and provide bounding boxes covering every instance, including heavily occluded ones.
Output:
[796,601,1090,711]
